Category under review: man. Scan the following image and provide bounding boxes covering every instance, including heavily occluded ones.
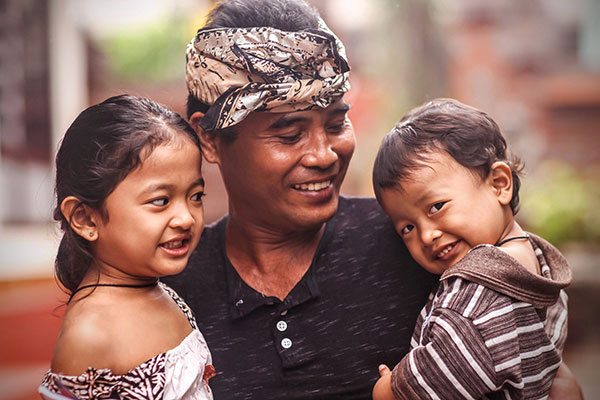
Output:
[164,0,582,399]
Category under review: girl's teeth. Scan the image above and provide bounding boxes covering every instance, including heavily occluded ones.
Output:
[163,240,183,249]
[294,180,331,191]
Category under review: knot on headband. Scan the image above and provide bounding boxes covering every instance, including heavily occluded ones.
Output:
[186,19,350,131]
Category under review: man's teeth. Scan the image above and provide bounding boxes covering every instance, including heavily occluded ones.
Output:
[293,180,331,191]
[162,240,184,249]
[437,243,455,258]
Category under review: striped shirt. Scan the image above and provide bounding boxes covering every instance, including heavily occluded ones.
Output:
[392,234,571,400]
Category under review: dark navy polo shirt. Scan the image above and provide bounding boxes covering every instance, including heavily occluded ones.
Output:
[163,197,436,399]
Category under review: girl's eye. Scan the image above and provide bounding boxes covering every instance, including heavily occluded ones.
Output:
[151,198,168,207]
[429,202,446,214]
[401,224,414,235]
[191,191,205,201]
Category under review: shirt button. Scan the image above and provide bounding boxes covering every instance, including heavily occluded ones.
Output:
[281,338,292,349]
[276,321,288,332]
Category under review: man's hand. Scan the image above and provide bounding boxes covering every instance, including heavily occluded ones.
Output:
[372,364,396,400]
[550,362,584,399]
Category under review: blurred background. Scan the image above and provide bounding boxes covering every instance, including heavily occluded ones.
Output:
[0,0,598,398]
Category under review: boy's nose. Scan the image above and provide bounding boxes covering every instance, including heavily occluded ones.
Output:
[420,227,442,246]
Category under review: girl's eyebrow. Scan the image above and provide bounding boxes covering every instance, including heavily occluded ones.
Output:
[140,178,205,195]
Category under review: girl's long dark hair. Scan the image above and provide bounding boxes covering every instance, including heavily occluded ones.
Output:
[54,94,200,293]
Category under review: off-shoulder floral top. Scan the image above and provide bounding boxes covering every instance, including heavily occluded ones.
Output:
[39,283,215,400]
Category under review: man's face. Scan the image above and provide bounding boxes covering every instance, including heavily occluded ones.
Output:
[212,98,355,233]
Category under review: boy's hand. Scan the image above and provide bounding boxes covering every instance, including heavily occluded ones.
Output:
[372,364,396,400]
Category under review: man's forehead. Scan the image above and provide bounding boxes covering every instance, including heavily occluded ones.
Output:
[264,98,350,118]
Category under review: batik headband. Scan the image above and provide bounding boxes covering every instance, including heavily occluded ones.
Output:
[185,19,350,131]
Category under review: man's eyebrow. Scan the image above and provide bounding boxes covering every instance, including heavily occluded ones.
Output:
[269,115,307,130]
[268,103,351,130]
[328,102,351,115]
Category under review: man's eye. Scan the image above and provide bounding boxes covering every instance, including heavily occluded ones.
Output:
[151,198,168,206]
[429,202,445,214]
[401,224,414,235]
[278,133,302,144]
[326,123,345,133]
[191,191,205,201]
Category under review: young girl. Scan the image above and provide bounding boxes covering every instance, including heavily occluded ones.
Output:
[39,95,215,399]
[371,98,572,399]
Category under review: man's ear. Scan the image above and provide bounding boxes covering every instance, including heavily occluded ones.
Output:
[60,196,100,241]
[190,111,221,165]
[488,161,513,206]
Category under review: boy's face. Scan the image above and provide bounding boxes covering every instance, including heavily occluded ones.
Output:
[379,150,511,274]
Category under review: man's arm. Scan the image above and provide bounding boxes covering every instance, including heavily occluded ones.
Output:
[550,362,584,400]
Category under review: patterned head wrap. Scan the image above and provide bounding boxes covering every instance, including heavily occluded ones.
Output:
[185,19,350,131]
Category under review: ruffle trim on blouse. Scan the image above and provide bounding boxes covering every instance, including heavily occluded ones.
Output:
[40,329,214,399]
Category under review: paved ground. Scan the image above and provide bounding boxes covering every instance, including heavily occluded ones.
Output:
[0,225,598,399]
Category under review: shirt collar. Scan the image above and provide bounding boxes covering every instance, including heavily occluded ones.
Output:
[222,220,332,320]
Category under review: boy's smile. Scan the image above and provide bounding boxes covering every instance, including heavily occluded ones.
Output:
[379,150,513,274]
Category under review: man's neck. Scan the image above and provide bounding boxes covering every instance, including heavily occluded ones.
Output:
[224,217,325,300]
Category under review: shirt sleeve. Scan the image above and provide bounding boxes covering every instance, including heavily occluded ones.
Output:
[391,307,500,400]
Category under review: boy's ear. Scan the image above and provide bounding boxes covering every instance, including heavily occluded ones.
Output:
[488,161,513,206]
[60,196,100,241]
[190,111,221,166]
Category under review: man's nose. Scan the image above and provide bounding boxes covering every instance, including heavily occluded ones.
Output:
[302,131,338,169]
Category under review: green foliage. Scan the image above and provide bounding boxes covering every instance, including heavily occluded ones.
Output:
[519,160,600,246]
[101,16,190,82]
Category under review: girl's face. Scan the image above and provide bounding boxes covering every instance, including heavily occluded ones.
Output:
[91,136,204,280]
[379,150,512,275]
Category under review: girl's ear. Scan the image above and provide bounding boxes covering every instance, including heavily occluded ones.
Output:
[60,196,100,241]
[488,161,513,206]
[190,111,221,166]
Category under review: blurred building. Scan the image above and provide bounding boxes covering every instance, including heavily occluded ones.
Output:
[433,0,600,169]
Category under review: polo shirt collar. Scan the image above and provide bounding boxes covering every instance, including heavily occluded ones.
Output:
[223,220,332,320]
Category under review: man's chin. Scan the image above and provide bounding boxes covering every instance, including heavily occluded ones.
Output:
[294,197,339,228]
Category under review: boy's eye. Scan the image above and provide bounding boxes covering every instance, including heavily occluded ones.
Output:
[401,224,414,235]
[151,198,168,206]
[191,191,205,201]
[429,202,446,214]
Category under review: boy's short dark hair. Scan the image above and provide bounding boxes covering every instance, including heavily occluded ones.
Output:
[373,98,524,214]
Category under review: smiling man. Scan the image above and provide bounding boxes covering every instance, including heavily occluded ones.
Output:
[162,1,435,398]
[157,1,590,400]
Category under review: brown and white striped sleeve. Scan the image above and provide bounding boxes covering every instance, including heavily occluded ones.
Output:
[391,278,562,400]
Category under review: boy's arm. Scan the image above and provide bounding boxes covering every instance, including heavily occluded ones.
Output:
[384,307,500,399]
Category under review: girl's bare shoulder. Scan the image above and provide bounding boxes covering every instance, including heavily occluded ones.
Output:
[50,287,193,376]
